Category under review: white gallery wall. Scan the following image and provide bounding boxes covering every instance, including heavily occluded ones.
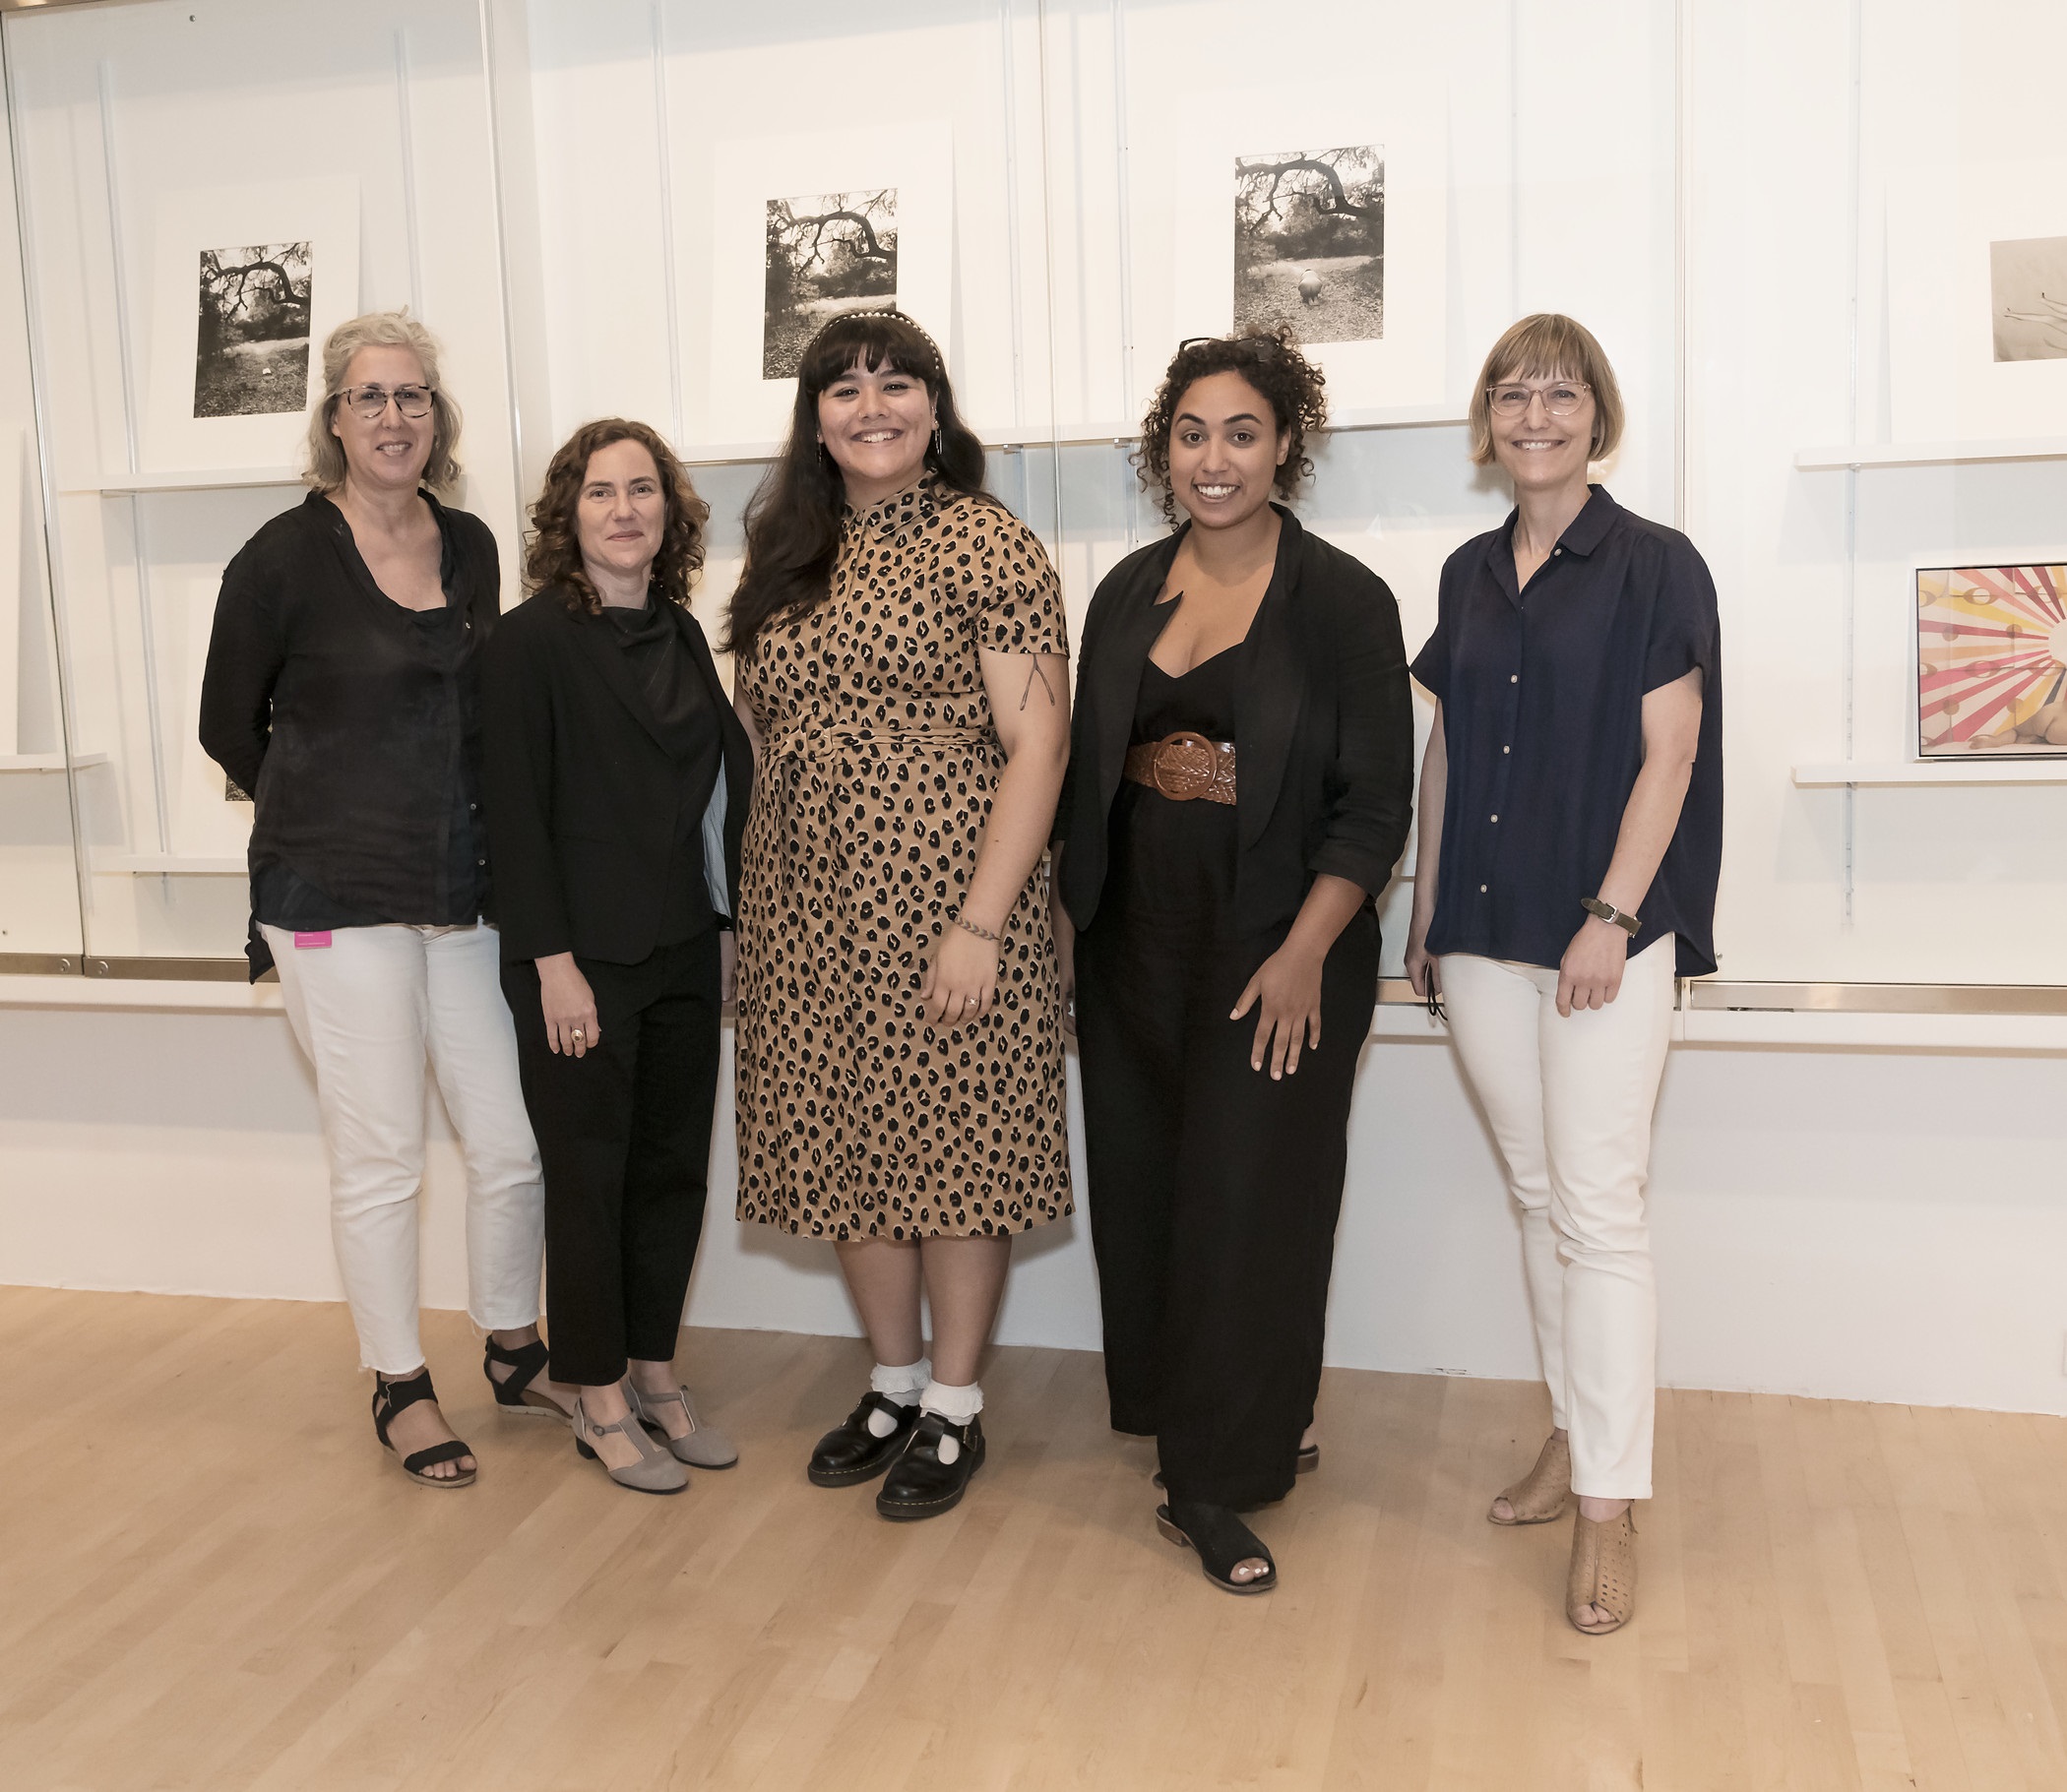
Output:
[0,0,2062,1417]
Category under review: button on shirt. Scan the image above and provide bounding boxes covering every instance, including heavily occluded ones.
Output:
[1410,486,1722,977]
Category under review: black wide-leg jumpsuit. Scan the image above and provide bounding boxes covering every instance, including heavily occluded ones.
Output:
[1073,646,1377,1513]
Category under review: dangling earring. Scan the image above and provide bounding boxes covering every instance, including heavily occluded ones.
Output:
[931,424,943,458]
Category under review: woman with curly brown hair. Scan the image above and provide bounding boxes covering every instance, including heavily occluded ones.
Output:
[1051,328,1413,1592]
[481,418,753,1495]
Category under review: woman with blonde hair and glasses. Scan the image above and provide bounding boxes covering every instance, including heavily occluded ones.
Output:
[201,310,562,1489]
[1404,314,1722,1634]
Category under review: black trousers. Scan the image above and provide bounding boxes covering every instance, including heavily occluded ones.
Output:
[502,930,722,1389]
[1074,904,1378,1510]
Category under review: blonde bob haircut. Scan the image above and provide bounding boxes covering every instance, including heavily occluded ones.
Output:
[303,309,464,494]
[1467,312,1623,468]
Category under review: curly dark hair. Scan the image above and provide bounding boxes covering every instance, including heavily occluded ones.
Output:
[524,417,710,613]
[1135,325,1328,525]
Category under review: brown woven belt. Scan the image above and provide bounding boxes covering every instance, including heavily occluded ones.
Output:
[1121,731,1238,806]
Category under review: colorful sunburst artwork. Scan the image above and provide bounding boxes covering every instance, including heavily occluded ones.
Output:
[1916,563,2067,756]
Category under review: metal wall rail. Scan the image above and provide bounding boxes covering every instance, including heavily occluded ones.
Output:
[1,960,2061,1015]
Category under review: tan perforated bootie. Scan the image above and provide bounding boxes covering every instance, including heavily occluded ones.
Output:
[1566,1506,1638,1635]
[1486,1430,1571,1525]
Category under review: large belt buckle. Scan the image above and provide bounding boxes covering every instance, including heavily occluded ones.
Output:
[1150,731,1219,801]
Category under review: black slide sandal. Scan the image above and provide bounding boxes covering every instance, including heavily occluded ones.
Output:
[1156,1500,1277,1594]
[372,1369,476,1489]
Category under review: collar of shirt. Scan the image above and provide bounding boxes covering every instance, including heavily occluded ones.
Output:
[846,471,943,541]
[1483,484,1622,605]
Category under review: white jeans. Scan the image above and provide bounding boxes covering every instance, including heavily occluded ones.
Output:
[1438,934,1676,1499]
[264,921,545,1374]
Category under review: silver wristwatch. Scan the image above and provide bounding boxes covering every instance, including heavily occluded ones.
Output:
[1581,895,1641,936]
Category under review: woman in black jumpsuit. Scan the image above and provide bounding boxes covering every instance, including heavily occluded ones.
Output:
[1052,330,1414,1592]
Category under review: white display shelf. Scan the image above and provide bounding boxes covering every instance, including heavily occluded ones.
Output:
[677,406,1468,468]
[1793,436,2067,471]
[63,466,305,496]
[1792,759,2067,786]
[0,751,110,772]
[94,853,245,875]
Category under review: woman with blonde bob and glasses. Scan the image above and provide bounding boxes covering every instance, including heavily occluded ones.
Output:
[201,310,560,1489]
[1404,314,1722,1635]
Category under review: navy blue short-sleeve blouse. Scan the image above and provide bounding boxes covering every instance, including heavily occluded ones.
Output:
[1410,486,1722,978]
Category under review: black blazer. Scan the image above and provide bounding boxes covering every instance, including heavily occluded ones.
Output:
[479,587,752,965]
[1054,507,1414,937]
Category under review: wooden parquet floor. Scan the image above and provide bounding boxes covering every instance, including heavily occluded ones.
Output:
[0,1286,2062,1790]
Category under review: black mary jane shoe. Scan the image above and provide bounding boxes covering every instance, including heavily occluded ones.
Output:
[875,1411,985,1521]
[371,1368,476,1489]
[807,1391,921,1488]
[483,1334,571,1423]
[1156,1499,1277,1594]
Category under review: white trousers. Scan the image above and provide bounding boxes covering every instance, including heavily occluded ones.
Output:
[264,921,545,1374]
[1438,934,1675,1499]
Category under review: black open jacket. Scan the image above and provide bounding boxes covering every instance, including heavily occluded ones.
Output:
[478,585,752,966]
[1054,507,1414,937]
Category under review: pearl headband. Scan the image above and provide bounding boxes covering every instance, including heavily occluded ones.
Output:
[812,307,947,384]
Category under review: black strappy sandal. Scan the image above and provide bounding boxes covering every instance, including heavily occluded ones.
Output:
[371,1369,476,1488]
[1156,1499,1278,1595]
[483,1334,571,1422]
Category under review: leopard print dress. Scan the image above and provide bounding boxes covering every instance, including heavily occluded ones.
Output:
[733,475,1074,1239]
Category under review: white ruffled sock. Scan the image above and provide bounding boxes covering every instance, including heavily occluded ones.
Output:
[866,1358,930,1437]
[920,1379,982,1463]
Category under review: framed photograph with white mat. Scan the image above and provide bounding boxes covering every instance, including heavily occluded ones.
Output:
[1888,158,2067,442]
[143,179,360,473]
[705,125,954,447]
[1170,90,1447,413]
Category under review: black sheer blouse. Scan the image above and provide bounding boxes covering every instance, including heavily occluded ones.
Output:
[198,490,501,977]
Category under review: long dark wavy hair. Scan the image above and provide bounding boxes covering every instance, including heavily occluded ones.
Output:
[723,310,992,654]
[1136,325,1328,525]
[525,417,710,614]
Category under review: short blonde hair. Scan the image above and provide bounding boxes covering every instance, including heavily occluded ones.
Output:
[303,309,464,493]
[1467,313,1623,467]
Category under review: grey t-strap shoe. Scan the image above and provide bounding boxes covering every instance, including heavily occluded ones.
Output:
[630,1382,739,1468]
[573,1394,688,1495]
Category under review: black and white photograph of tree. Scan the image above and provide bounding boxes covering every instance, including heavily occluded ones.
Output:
[193,241,313,418]
[1232,147,1384,344]
[763,189,899,380]
[1991,235,2067,362]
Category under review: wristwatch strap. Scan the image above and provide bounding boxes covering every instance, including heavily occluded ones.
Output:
[1581,895,1641,936]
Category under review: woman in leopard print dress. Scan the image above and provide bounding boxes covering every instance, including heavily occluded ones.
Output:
[725,311,1072,1520]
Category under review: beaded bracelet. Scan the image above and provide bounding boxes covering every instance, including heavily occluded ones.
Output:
[951,912,1004,946]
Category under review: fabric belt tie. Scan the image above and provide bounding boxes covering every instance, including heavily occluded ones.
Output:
[767,721,992,763]
[1121,732,1238,806]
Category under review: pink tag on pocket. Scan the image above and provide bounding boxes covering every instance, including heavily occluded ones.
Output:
[292,932,334,950]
